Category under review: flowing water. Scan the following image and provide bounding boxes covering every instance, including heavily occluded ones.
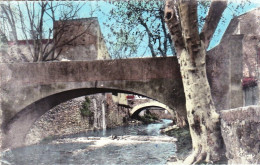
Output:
[1,119,176,165]
[101,102,106,130]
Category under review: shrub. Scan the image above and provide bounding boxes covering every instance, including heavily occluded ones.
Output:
[138,110,159,124]
[80,96,93,118]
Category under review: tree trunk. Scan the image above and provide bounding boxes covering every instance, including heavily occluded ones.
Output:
[179,42,224,164]
[175,112,187,128]
[164,0,227,163]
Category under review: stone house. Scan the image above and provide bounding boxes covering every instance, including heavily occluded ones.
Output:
[53,17,110,61]
[231,8,259,106]
[0,17,110,63]
[209,8,260,106]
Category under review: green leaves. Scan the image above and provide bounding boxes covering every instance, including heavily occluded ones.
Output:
[105,0,174,58]
[80,96,93,118]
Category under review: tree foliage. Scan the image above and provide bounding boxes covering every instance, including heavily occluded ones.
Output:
[105,0,175,58]
[80,96,93,118]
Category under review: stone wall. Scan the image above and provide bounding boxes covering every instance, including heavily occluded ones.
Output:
[26,94,107,145]
[206,8,260,109]
[106,93,131,128]
[25,93,134,145]
[221,106,260,164]
[0,44,34,63]
[207,34,244,111]
[54,18,110,61]
[25,97,89,145]
[0,92,2,152]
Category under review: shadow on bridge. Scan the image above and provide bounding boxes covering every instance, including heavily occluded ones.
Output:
[1,57,187,149]
[2,87,181,149]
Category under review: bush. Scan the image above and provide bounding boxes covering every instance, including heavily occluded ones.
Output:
[80,97,93,118]
[138,110,159,124]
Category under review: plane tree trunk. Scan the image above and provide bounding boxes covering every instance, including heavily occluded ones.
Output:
[165,0,227,164]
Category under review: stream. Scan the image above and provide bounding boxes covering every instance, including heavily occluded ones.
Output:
[1,119,177,165]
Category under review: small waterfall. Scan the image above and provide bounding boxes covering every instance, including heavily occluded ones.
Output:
[93,99,98,128]
[102,102,106,135]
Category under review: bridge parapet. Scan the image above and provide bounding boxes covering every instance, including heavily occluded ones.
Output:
[1,57,179,85]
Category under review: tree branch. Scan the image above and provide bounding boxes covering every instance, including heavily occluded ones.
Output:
[200,0,227,49]
[159,8,168,57]
[164,0,185,55]
[43,20,95,61]
[1,4,18,41]
[138,17,157,57]
[18,3,34,59]
[178,0,200,63]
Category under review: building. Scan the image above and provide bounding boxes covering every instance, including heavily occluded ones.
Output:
[53,17,110,61]
[0,17,110,63]
[211,8,260,106]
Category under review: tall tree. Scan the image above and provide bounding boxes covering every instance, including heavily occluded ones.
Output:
[104,1,190,127]
[105,1,175,59]
[165,0,227,164]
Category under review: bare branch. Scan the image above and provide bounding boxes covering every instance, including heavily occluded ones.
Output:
[1,4,18,41]
[17,3,34,59]
[43,20,95,61]
[200,0,227,49]
[138,17,157,57]
[159,8,168,56]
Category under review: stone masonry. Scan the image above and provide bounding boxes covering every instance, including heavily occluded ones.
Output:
[25,97,89,145]
[26,94,114,145]
[0,17,112,148]
[221,106,260,164]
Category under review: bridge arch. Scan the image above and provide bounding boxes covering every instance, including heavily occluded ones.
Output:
[2,87,179,149]
[130,101,175,118]
[0,57,187,149]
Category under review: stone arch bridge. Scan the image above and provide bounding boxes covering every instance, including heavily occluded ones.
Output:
[0,49,243,149]
[130,101,175,117]
[0,57,185,148]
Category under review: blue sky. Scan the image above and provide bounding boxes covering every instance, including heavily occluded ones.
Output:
[3,1,260,57]
[78,1,260,55]
[208,0,260,49]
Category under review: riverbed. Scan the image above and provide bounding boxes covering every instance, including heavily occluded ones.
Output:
[1,119,177,165]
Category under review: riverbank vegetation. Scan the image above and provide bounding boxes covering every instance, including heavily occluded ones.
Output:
[80,97,93,118]
[163,126,192,160]
[135,110,159,124]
